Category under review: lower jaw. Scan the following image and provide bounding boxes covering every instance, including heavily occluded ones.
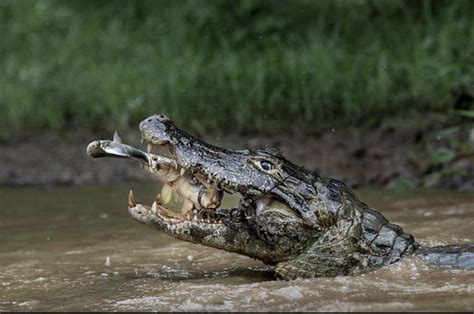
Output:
[128,190,228,225]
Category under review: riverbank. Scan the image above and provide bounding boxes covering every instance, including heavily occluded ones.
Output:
[1,113,472,191]
[2,1,473,138]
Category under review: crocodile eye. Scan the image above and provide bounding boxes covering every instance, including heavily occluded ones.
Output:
[260,160,273,171]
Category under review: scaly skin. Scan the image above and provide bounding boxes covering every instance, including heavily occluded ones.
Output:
[88,114,474,279]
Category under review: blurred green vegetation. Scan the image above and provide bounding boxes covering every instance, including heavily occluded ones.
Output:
[1,0,473,137]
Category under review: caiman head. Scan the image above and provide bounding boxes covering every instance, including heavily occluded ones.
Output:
[88,114,417,279]
[134,114,323,260]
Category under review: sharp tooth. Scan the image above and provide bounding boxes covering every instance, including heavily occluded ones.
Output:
[151,201,157,213]
[161,184,173,204]
[185,212,191,220]
[180,168,186,176]
[128,190,137,207]
[255,197,271,216]
[113,130,122,143]
[156,193,161,205]
[181,199,194,214]
[147,143,153,153]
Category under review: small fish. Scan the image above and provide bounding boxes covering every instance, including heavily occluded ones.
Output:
[86,132,150,164]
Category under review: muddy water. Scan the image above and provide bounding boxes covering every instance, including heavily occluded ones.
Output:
[0,184,473,311]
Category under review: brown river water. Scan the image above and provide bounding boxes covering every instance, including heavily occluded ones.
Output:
[0,183,473,311]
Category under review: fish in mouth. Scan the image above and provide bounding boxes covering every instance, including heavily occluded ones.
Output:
[86,114,474,279]
[87,115,309,231]
[87,131,224,223]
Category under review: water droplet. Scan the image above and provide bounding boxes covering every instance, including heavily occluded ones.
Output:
[99,213,109,219]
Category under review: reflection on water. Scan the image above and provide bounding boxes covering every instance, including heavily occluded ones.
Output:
[0,184,473,311]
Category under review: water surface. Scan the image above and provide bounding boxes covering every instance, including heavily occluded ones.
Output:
[1,184,473,311]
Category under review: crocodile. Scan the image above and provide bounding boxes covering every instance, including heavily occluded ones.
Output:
[87,114,474,279]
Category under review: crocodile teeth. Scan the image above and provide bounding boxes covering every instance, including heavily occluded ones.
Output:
[128,190,137,207]
[255,197,271,216]
[147,143,153,153]
[181,199,194,214]
[180,168,186,176]
[161,184,173,204]
[151,201,158,213]
[113,130,122,143]
[155,192,161,205]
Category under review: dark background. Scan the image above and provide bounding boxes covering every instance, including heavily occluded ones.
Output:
[0,0,473,190]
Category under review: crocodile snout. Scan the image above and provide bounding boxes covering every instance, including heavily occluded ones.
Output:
[139,114,169,131]
[139,114,172,145]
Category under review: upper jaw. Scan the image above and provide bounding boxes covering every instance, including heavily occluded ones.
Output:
[140,123,243,194]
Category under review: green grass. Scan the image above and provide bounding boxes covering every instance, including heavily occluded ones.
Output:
[0,0,473,137]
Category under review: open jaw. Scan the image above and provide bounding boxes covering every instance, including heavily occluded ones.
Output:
[126,141,296,228]
[127,141,230,225]
[85,133,234,226]
[86,137,264,228]
[86,135,301,232]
